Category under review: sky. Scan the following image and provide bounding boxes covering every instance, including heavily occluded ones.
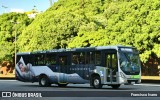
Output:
[0,0,58,14]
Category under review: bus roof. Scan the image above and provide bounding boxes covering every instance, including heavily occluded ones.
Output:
[17,45,134,55]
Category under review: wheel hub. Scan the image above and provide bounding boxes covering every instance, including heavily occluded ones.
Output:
[41,78,46,85]
[94,79,99,86]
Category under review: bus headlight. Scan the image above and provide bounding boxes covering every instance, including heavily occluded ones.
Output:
[94,69,97,73]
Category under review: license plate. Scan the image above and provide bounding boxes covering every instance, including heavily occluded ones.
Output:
[131,82,135,84]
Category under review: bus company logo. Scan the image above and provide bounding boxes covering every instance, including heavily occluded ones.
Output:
[2,92,11,97]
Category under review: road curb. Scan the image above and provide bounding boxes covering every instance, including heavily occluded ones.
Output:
[0,77,16,80]
[141,80,160,84]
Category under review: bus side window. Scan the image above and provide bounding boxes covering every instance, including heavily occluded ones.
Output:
[35,54,45,66]
[72,52,85,65]
[86,52,94,64]
[46,54,56,65]
[59,57,67,65]
[72,54,79,65]
[95,51,101,65]
[79,52,85,64]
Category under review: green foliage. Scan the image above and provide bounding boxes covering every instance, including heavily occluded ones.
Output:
[68,0,160,62]
[0,12,33,62]
[17,0,160,63]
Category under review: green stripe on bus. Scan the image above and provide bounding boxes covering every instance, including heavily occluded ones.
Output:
[131,75,140,79]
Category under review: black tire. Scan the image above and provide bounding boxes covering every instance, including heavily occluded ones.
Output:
[58,83,68,87]
[111,85,120,89]
[92,76,102,89]
[39,75,51,87]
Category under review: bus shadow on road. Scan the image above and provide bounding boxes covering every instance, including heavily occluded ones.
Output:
[55,86,138,90]
[20,83,138,91]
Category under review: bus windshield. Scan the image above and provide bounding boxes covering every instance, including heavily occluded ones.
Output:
[119,48,141,75]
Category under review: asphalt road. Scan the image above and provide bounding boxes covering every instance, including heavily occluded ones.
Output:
[0,80,160,100]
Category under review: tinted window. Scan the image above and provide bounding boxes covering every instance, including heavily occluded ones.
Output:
[86,52,94,64]
[95,51,101,65]
[46,53,56,65]
[59,56,67,65]
[34,54,45,66]
[72,52,85,65]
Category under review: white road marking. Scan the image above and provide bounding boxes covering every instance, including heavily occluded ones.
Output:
[0,80,17,81]
[134,84,160,87]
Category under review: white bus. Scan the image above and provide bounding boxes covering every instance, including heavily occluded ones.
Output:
[16,45,141,89]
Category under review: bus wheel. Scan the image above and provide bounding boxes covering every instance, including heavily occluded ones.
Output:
[39,75,51,87]
[111,85,120,89]
[58,83,68,87]
[93,76,102,89]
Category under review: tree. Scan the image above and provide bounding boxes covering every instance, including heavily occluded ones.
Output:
[68,0,160,63]
[0,12,33,63]
[17,0,160,63]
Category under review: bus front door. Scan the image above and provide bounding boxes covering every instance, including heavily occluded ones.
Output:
[58,56,68,83]
[105,51,118,83]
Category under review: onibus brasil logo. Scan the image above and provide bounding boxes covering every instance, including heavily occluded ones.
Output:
[2,92,42,97]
